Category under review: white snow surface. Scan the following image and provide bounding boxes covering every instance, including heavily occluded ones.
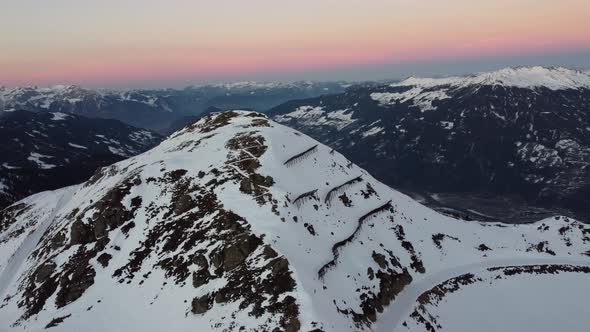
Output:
[440,121,454,130]
[394,66,590,90]
[0,85,166,112]
[430,271,589,332]
[194,81,343,91]
[0,187,78,297]
[274,106,357,130]
[370,66,590,112]
[50,112,70,121]
[0,179,7,195]
[371,88,450,111]
[376,259,590,332]
[361,126,385,138]
[107,146,128,156]
[0,111,589,332]
[1,163,19,170]
[27,152,56,169]
[67,143,88,150]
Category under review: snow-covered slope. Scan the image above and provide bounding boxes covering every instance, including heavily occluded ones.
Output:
[0,85,182,132]
[394,66,590,91]
[0,111,589,332]
[369,67,590,113]
[0,85,166,113]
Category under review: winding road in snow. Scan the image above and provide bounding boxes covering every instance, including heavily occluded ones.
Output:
[374,257,590,332]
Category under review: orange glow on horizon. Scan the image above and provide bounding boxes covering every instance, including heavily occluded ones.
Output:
[1,0,589,86]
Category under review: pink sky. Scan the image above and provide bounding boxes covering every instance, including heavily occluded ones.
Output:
[1,0,589,87]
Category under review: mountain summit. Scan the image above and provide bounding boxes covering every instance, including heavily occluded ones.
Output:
[1,111,589,332]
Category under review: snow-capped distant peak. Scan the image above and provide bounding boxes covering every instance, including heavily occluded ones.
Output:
[214,81,286,89]
[40,84,80,93]
[191,80,346,91]
[394,66,590,90]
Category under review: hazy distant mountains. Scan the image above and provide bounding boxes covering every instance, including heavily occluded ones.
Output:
[4,66,590,222]
[270,67,590,222]
[0,110,162,209]
[0,82,347,132]
[0,81,345,206]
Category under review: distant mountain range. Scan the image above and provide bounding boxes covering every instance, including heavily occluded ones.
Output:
[0,110,162,209]
[270,66,590,222]
[1,111,589,332]
[0,82,347,132]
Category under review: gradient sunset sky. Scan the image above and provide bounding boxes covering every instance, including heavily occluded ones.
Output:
[1,0,589,88]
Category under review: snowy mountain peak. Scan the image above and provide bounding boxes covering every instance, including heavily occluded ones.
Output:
[1,84,85,96]
[41,84,82,93]
[190,80,347,91]
[1,111,590,332]
[396,66,590,90]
